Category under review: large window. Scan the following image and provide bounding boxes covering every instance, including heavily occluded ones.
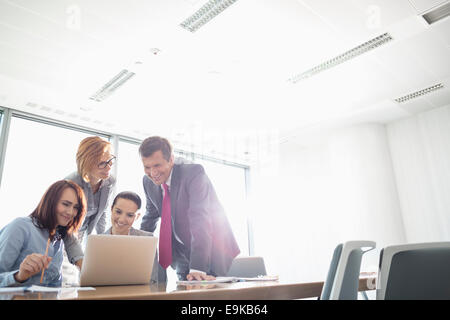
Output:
[193,158,249,256]
[0,109,3,153]
[115,141,249,252]
[0,110,250,286]
[114,139,196,282]
[114,140,249,281]
[0,116,104,228]
[113,139,147,230]
[0,109,4,196]
[0,116,250,249]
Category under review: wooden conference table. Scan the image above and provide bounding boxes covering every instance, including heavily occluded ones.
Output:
[5,276,375,300]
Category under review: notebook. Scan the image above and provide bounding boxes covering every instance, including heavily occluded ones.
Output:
[79,234,157,286]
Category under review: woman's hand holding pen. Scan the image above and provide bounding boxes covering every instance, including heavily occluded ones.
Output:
[14,253,52,283]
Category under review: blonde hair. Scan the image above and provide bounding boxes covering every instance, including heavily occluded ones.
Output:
[76,136,111,182]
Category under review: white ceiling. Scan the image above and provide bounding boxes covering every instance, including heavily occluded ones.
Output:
[0,0,449,163]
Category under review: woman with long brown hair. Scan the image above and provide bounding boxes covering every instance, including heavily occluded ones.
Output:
[0,180,86,287]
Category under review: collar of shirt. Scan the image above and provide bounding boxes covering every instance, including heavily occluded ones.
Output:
[108,227,131,236]
[84,175,115,191]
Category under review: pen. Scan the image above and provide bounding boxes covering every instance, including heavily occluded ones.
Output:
[40,238,51,284]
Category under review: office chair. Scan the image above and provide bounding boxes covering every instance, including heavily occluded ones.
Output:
[376,242,450,300]
[226,256,267,277]
[320,240,376,300]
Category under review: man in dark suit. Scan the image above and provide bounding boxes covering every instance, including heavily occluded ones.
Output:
[139,136,240,281]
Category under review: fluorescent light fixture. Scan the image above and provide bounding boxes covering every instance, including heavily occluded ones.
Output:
[422,1,450,25]
[180,0,239,32]
[90,69,135,102]
[289,33,393,83]
[394,83,444,103]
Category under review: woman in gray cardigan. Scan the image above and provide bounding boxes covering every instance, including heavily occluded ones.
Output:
[103,191,165,283]
[63,136,116,269]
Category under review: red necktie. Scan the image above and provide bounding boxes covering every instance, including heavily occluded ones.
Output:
[159,183,172,269]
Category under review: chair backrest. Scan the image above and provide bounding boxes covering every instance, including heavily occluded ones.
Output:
[226,256,267,277]
[321,240,376,300]
[376,242,450,300]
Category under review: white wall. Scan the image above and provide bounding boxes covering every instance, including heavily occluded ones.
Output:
[251,124,406,283]
[386,104,450,243]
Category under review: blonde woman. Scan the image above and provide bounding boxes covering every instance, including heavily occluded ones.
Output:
[64,136,116,269]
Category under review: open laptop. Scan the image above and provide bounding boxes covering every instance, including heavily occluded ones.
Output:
[79,234,157,286]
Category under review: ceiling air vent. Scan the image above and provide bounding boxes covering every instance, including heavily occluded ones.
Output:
[422,1,450,25]
[394,83,444,103]
[289,33,393,83]
[26,102,38,108]
[90,69,135,102]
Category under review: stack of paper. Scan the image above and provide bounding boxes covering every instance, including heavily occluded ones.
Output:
[177,275,279,285]
[0,285,95,293]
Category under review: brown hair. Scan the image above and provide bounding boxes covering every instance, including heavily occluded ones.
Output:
[111,191,142,210]
[139,136,172,161]
[76,136,111,182]
[30,180,87,239]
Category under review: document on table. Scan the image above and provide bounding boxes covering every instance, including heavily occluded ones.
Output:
[28,285,96,292]
[0,287,27,293]
[0,285,95,293]
[176,275,279,285]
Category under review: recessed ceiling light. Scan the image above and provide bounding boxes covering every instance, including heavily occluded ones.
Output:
[180,0,239,32]
[289,33,393,83]
[89,69,135,102]
[394,83,444,103]
[422,1,450,25]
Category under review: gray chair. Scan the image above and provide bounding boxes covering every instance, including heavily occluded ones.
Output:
[320,240,376,300]
[226,256,267,277]
[376,241,450,300]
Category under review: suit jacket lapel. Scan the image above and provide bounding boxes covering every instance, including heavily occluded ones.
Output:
[143,176,162,214]
[154,183,163,213]
[169,164,180,224]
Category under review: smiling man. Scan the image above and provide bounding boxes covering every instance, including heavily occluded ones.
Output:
[139,136,240,281]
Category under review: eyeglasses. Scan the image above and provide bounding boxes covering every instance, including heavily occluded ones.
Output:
[98,156,116,169]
